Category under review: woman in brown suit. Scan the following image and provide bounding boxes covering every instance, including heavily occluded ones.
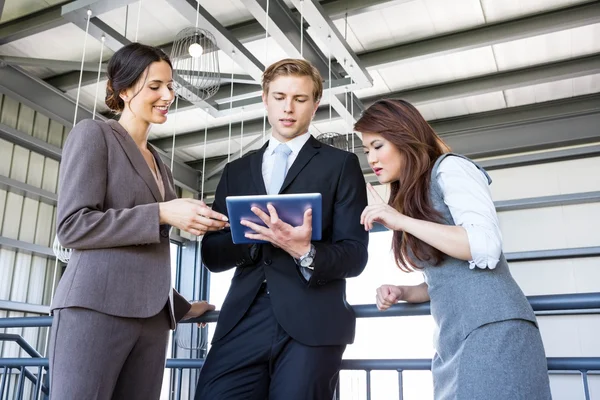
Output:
[48,43,228,399]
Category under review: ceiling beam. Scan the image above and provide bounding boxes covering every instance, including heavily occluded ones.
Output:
[0,64,94,127]
[151,104,342,151]
[61,0,220,116]
[0,55,103,71]
[363,53,600,106]
[0,2,68,45]
[165,0,264,82]
[27,0,596,115]
[0,0,400,46]
[289,0,372,88]
[478,144,600,171]
[150,54,600,150]
[0,65,200,191]
[359,1,600,70]
[147,1,600,114]
[190,93,600,197]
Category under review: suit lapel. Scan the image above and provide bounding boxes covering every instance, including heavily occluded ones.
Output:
[108,120,163,202]
[251,141,269,195]
[280,136,320,194]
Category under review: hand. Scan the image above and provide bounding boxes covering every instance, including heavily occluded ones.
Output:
[240,204,312,259]
[159,198,229,236]
[182,301,216,327]
[376,284,403,311]
[360,183,405,231]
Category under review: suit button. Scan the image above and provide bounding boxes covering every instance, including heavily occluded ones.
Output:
[264,259,272,265]
[317,280,326,286]
[160,228,169,238]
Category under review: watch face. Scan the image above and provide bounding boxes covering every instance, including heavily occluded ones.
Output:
[300,256,314,267]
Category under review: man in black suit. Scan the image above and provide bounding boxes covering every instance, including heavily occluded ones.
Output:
[195,58,369,400]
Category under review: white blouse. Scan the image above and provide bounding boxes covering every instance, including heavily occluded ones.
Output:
[436,156,502,270]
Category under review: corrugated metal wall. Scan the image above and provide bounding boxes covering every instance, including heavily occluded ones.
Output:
[0,92,67,360]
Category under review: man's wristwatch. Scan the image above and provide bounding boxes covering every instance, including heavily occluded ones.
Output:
[296,244,316,269]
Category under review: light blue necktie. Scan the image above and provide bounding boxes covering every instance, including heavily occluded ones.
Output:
[268,143,292,195]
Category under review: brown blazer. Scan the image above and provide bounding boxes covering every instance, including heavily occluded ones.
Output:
[51,119,190,328]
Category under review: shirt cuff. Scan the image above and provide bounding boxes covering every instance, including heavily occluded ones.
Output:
[299,266,313,281]
[464,224,500,270]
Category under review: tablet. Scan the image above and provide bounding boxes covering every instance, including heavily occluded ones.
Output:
[226,193,322,244]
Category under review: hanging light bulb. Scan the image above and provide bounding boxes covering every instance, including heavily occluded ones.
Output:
[188,42,204,57]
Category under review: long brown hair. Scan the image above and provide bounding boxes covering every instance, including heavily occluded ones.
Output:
[354,99,450,272]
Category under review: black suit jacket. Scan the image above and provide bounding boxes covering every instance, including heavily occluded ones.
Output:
[202,136,369,346]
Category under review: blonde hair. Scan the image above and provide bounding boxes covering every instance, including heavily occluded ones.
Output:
[262,58,323,103]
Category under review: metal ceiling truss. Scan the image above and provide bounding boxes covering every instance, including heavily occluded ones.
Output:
[149,53,600,151]
[362,53,600,107]
[61,0,221,117]
[240,0,368,122]
[196,93,600,197]
[359,1,600,70]
[165,0,264,81]
[2,0,596,117]
[0,1,68,45]
[0,64,200,192]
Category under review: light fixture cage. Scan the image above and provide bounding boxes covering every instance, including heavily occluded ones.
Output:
[170,27,221,102]
[316,132,350,151]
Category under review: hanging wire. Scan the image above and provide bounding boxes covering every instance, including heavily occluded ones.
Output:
[134,0,143,42]
[300,0,304,57]
[195,0,200,28]
[240,107,245,157]
[262,0,270,144]
[92,35,105,119]
[201,108,208,201]
[227,52,235,162]
[124,5,129,39]
[170,96,179,172]
[73,9,92,126]
[351,75,355,153]
[328,34,332,125]
[345,86,349,151]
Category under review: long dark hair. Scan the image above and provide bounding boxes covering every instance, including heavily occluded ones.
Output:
[354,99,450,272]
[105,42,172,113]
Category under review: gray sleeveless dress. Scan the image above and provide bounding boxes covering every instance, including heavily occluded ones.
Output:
[415,153,552,399]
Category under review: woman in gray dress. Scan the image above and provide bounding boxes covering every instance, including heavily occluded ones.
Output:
[355,99,552,399]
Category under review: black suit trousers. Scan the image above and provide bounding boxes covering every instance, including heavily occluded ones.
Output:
[195,287,345,400]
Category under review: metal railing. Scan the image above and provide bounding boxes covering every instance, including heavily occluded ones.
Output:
[1,292,599,400]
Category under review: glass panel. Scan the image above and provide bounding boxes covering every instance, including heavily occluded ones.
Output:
[341,230,435,398]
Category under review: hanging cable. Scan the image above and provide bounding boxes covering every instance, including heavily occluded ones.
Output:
[124,5,129,39]
[170,96,179,172]
[92,35,105,120]
[195,0,200,28]
[262,0,270,144]
[300,0,304,57]
[328,34,332,125]
[135,0,143,42]
[201,108,208,201]
[227,52,235,162]
[351,75,355,153]
[345,86,349,151]
[240,107,245,157]
[74,10,92,126]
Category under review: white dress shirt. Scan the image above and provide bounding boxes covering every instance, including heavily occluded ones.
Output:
[436,156,502,270]
[262,131,313,279]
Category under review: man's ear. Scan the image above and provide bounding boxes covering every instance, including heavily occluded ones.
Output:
[312,101,320,118]
[262,91,268,107]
